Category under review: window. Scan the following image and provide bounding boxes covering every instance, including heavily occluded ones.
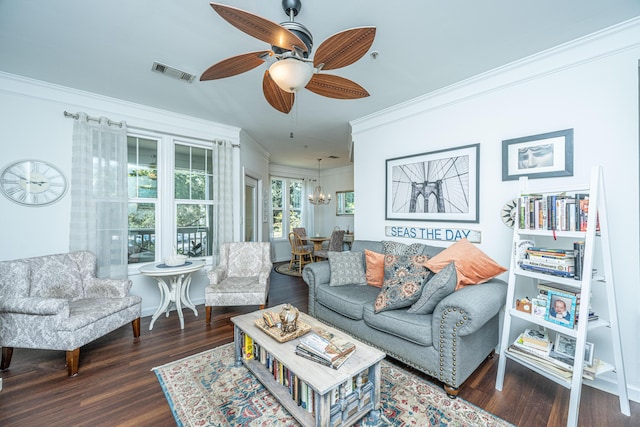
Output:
[174,144,213,258]
[127,136,158,264]
[271,177,305,239]
[127,132,218,265]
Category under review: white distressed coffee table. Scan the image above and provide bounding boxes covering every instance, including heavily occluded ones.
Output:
[231,304,386,427]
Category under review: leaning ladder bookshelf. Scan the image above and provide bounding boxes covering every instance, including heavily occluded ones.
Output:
[495,166,629,427]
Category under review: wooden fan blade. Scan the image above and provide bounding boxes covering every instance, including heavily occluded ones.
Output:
[305,74,369,99]
[200,51,271,81]
[313,27,376,70]
[210,3,307,53]
[263,70,294,113]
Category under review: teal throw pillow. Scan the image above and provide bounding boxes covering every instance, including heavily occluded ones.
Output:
[328,251,367,286]
[408,261,457,315]
[374,254,431,313]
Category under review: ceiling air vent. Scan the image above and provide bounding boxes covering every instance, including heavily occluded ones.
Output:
[151,61,195,83]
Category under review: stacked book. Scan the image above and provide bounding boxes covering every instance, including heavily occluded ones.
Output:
[507,329,604,380]
[520,247,575,277]
[295,328,356,370]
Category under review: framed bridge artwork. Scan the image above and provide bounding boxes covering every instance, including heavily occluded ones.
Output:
[385,143,479,222]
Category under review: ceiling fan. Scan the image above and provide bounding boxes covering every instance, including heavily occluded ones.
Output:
[200,1,376,114]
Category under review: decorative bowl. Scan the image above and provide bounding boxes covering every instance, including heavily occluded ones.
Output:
[164,255,187,267]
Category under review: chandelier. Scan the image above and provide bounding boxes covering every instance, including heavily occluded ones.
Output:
[308,158,331,205]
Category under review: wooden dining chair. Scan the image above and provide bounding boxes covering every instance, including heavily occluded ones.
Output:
[288,231,313,274]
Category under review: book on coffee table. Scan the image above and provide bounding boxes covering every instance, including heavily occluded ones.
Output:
[295,345,354,370]
[296,328,356,367]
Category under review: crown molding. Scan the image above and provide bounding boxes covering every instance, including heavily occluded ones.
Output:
[351,17,640,135]
[0,71,241,142]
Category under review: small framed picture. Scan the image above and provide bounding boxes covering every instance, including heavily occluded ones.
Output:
[502,128,573,181]
[545,290,576,328]
[531,295,547,318]
[554,332,595,367]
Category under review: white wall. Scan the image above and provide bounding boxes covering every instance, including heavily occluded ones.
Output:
[316,165,355,236]
[0,72,244,318]
[240,130,271,243]
[351,20,640,401]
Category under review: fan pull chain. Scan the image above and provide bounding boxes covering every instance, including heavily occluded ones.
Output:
[290,95,299,139]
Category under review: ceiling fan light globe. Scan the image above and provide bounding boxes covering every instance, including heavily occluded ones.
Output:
[269,58,313,93]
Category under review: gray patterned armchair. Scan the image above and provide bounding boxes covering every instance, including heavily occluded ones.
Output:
[205,242,272,325]
[0,251,142,376]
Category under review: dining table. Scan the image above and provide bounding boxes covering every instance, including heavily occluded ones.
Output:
[308,236,330,252]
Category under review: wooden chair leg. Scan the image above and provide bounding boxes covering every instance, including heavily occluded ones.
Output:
[1,347,13,370]
[206,306,212,325]
[66,348,80,377]
[131,317,141,338]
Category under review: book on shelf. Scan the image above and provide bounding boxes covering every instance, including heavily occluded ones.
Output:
[521,328,551,351]
[573,241,585,280]
[243,334,254,360]
[521,259,574,274]
[508,335,603,381]
[520,263,575,278]
[516,193,596,231]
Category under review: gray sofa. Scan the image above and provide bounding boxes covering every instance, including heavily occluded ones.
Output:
[0,251,142,376]
[302,240,507,396]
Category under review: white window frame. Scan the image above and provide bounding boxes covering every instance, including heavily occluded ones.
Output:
[270,176,307,241]
[127,130,216,274]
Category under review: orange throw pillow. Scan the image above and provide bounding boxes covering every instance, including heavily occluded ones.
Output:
[365,249,385,287]
[425,238,506,291]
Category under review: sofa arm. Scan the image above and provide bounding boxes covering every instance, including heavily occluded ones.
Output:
[432,279,507,339]
[207,266,228,285]
[0,297,70,316]
[84,278,132,298]
[301,261,331,317]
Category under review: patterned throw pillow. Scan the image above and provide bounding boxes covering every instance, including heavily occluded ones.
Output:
[374,254,431,313]
[382,241,425,256]
[408,261,457,314]
[328,251,368,287]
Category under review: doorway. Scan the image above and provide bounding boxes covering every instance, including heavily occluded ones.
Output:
[244,176,258,242]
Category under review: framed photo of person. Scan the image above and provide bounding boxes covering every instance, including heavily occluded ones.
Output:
[545,290,577,328]
[501,128,573,181]
[554,332,595,367]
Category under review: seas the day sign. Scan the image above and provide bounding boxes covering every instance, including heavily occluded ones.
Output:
[385,226,481,243]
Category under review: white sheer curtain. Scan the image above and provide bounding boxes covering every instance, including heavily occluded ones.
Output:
[69,113,128,279]
[304,178,316,233]
[210,138,235,266]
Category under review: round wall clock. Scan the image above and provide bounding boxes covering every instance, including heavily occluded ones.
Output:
[501,198,518,228]
[0,160,68,206]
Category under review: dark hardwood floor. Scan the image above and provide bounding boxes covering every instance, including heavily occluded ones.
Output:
[0,268,637,426]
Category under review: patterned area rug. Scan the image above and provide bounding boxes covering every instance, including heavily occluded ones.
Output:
[274,261,303,277]
[153,343,513,427]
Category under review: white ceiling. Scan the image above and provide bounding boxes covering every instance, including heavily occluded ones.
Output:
[1,1,639,169]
